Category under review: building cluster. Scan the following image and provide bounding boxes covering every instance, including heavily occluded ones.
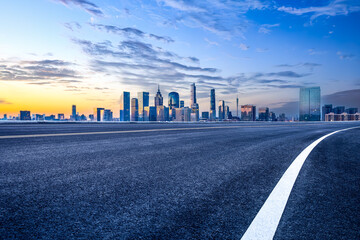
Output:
[299,87,359,121]
[2,85,358,122]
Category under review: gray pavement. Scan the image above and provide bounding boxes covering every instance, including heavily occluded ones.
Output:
[0,122,359,239]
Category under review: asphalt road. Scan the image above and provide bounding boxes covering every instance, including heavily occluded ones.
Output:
[0,122,359,239]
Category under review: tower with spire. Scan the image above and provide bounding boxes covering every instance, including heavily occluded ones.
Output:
[154,84,163,108]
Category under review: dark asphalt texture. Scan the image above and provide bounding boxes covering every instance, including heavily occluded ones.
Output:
[0,122,359,239]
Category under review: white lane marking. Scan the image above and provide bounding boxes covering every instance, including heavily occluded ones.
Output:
[241,126,360,240]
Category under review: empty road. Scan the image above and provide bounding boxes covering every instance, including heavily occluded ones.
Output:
[1,122,359,239]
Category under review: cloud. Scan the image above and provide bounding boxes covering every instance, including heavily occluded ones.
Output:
[258,23,280,34]
[275,62,322,70]
[204,38,219,46]
[337,51,355,60]
[0,59,81,83]
[278,0,360,21]
[256,48,269,53]
[254,71,311,78]
[156,0,205,12]
[239,43,249,50]
[64,22,82,31]
[0,99,12,105]
[308,48,327,55]
[90,23,174,43]
[55,0,104,16]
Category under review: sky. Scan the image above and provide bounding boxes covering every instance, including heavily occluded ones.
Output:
[0,0,359,117]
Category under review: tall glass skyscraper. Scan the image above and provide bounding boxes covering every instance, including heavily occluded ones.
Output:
[210,89,216,120]
[131,98,138,121]
[299,87,321,121]
[138,92,149,121]
[218,100,225,120]
[72,105,76,120]
[190,83,196,105]
[120,91,130,121]
[168,92,179,108]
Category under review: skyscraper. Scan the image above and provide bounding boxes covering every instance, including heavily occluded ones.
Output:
[20,111,31,120]
[131,98,139,121]
[236,96,239,117]
[168,92,180,108]
[104,110,113,121]
[138,92,149,121]
[322,104,333,121]
[241,105,256,121]
[154,85,163,108]
[180,100,184,108]
[258,107,270,121]
[95,108,105,122]
[299,87,321,121]
[218,100,225,120]
[190,83,196,105]
[120,91,130,121]
[72,105,76,120]
[210,89,216,121]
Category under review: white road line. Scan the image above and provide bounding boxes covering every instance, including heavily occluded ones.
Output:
[241,126,359,240]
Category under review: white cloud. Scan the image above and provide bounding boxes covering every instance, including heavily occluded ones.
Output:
[258,23,280,34]
[239,43,249,50]
[204,38,219,46]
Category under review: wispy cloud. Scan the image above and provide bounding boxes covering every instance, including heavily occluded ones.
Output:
[278,0,360,21]
[256,48,269,53]
[275,62,322,71]
[204,38,219,46]
[258,23,280,34]
[55,0,104,16]
[239,43,249,50]
[156,0,205,13]
[0,99,12,105]
[64,22,82,31]
[337,51,355,60]
[89,23,174,43]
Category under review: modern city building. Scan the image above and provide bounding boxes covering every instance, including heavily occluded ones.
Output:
[218,100,225,120]
[180,100,184,108]
[95,108,105,122]
[299,87,321,121]
[190,83,196,106]
[154,85,163,108]
[58,113,65,120]
[241,105,256,121]
[346,108,358,114]
[190,83,199,121]
[20,111,31,120]
[120,91,130,121]
[225,106,230,120]
[104,109,113,121]
[258,107,270,121]
[138,92,149,121]
[72,105,76,120]
[333,106,345,114]
[210,89,216,121]
[168,92,180,108]
[131,98,139,121]
[144,106,156,121]
[236,96,239,118]
[156,106,169,121]
[325,112,360,121]
[322,104,333,121]
[201,112,209,120]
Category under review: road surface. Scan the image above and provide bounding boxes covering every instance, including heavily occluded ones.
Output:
[1,122,359,239]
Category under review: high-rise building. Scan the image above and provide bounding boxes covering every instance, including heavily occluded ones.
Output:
[236,96,239,118]
[120,91,130,121]
[218,100,225,120]
[156,106,169,121]
[180,100,184,108]
[346,108,358,114]
[168,92,180,108]
[322,104,333,121]
[20,111,31,120]
[131,98,139,121]
[95,108,105,122]
[190,83,196,105]
[138,92,149,121]
[144,106,156,121]
[241,105,256,121]
[258,107,270,121]
[154,85,163,108]
[104,109,113,121]
[299,87,321,121]
[201,112,209,120]
[72,105,77,121]
[58,113,65,120]
[210,89,216,121]
[225,106,230,120]
[333,106,345,114]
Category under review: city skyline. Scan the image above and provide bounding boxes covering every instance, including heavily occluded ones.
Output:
[0,0,360,117]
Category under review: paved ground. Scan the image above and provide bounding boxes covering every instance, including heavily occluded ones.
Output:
[0,122,359,239]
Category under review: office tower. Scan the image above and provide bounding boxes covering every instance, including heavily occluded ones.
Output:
[138,92,149,121]
[190,83,196,105]
[258,107,270,121]
[270,112,276,121]
[20,111,31,120]
[299,87,321,121]
[210,89,216,121]
[58,113,65,120]
[168,92,180,108]
[322,104,333,121]
[333,106,345,114]
[156,106,169,121]
[88,114,94,121]
[225,106,230,119]
[144,106,156,121]
[120,91,130,121]
[154,85,163,108]
[346,108,358,114]
[202,112,209,120]
[218,100,225,120]
[104,109,113,121]
[3,114,7,120]
[175,108,184,122]
[180,100,184,108]
[72,105,77,121]
[236,96,239,117]
[241,105,256,121]
[131,98,139,121]
[184,107,191,122]
[95,108,105,121]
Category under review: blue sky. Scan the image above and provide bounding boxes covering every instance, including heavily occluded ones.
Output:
[0,0,359,116]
